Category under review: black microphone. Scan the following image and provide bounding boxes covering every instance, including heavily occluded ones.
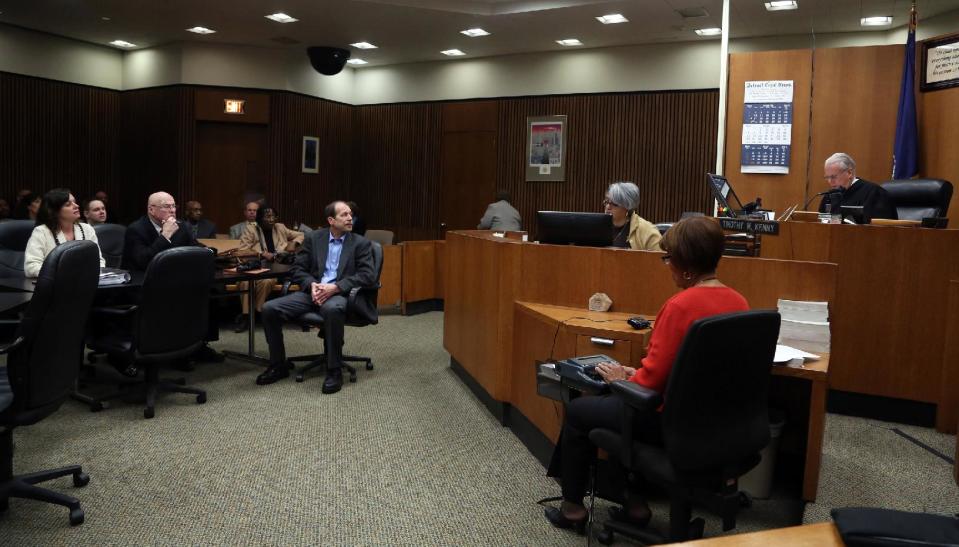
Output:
[803,189,843,210]
[742,197,762,214]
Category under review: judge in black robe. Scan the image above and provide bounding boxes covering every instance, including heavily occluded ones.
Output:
[818,153,898,223]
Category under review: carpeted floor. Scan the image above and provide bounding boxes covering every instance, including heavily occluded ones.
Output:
[2,311,956,545]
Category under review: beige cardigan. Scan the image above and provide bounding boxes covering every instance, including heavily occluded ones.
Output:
[627,212,663,251]
[24,222,105,278]
[238,222,304,254]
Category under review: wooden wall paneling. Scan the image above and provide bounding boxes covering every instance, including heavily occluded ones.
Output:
[496,91,719,240]
[718,255,837,309]
[401,240,438,306]
[517,243,604,308]
[378,244,402,307]
[809,46,904,186]
[919,85,959,222]
[759,221,834,262]
[725,50,813,216]
[598,248,678,315]
[267,92,353,230]
[350,103,443,242]
[433,240,446,299]
[0,72,120,213]
[938,280,959,433]
[195,122,268,232]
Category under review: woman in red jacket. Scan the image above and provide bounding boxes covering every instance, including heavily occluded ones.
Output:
[545,216,749,534]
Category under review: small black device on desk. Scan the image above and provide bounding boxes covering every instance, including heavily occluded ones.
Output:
[627,316,650,330]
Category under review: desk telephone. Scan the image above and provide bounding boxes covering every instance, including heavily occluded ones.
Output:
[556,354,618,393]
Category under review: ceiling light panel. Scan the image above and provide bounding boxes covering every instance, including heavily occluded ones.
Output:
[265,13,298,23]
[351,42,378,49]
[186,26,216,34]
[109,40,136,48]
[861,16,892,26]
[764,1,798,11]
[461,28,490,37]
[556,39,583,46]
[596,14,628,24]
[441,49,466,56]
[347,59,368,65]
[694,28,722,36]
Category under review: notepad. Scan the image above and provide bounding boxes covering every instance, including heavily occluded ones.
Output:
[774,344,820,367]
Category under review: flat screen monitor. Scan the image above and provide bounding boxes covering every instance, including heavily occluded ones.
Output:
[536,211,613,247]
[707,173,746,216]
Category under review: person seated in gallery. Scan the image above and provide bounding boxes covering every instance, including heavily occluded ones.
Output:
[12,192,41,221]
[604,181,661,251]
[24,188,104,278]
[182,200,218,239]
[543,216,748,535]
[230,201,260,240]
[233,205,304,332]
[817,152,897,222]
[83,199,108,225]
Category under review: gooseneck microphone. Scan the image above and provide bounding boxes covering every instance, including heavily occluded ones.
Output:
[803,188,843,210]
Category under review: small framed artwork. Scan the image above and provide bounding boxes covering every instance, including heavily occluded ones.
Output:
[526,115,567,182]
[302,136,319,174]
[921,33,959,92]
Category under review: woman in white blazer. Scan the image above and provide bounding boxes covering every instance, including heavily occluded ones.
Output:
[24,188,105,278]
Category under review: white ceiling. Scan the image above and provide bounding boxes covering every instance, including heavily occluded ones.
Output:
[0,0,956,67]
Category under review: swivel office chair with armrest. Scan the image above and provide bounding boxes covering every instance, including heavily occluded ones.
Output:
[0,220,36,278]
[880,179,953,221]
[0,241,100,525]
[287,241,383,383]
[589,310,780,544]
[85,247,214,418]
[93,223,126,268]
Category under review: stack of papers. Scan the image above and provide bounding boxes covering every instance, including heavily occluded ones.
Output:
[99,267,131,286]
[777,299,830,353]
[773,344,821,367]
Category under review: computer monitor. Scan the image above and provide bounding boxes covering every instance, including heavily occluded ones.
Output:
[707,173,746,217]
[536,211,613,247]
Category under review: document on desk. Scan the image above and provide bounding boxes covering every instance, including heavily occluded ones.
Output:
[98,268,131,286]
[774,344,820,367]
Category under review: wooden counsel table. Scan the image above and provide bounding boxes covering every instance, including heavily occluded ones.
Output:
[444,230,837,501]
[761,221,959,432]
[666,522,843,546]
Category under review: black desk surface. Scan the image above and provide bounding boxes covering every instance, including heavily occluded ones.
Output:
[0,292,33,314]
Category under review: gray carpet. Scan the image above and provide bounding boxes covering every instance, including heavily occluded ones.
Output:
[1,311,954,545]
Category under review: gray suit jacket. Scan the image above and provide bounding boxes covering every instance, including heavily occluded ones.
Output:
[290,228,377,322]
[478,200,522,231]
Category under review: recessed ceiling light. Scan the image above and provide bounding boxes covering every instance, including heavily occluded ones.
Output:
[595,14,629,24]
[350,42,378,49]
[461,28,490,37]
[441,49,466,56]
[861,16,892,26]
[556,38,583,46]
[346,59,368,65]
[109,40,136,48]
[101,16,110,21]
[764,1,798,11]
[694,28,722,36]
[265,13,298,23]
[186,26,216,34]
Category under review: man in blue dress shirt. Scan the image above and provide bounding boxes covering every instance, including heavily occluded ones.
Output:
[256,201,375,394]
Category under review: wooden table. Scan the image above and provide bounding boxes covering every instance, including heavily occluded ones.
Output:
[666,522,843,546]
[512,302,830,502]
[443,230,837,501]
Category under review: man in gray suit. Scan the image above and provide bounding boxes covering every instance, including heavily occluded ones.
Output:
[229,201,259,240]
[256,200,375,394]
[478,190,522,232]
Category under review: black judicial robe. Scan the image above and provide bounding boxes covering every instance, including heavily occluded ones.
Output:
[818,178,898,222]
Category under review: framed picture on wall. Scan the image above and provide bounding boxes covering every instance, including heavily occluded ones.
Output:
[525,115,567,181]
[921,33,959,92]
[302,136,319,173]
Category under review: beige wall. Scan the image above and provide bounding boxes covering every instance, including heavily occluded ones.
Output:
[0,24,122,88]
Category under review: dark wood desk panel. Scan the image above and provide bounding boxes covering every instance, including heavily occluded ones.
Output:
[672,522,843,546]
[944,282,959,442]
[379,244,402,307]
[402,241,439,307]
[517,243,604,308]
[762,222,959,429]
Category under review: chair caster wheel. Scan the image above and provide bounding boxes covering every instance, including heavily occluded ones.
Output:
[596,529,614,545]
[689,518,705,540]
[738,491,753,508]
[196,393,207,404]
[69,508,85,526]
[365,362,373,370]
[73,472,90,487]
[144,407,155,419]
[295,374,304,382]
[90,402,104,413]
[349,374,357,383]
[287,360,295,370]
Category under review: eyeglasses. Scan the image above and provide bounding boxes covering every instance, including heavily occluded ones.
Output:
[660,254,671,264]
[602,198,622,208]
[152,203,176,210]
[823,169,850,181]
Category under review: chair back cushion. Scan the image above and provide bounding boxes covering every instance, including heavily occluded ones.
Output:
[0,220,37,278]
[881,179,953,220]
[6,241,100,418]
[365,230,394,246]
[135,246,214,359]
[350,240,384,325]
[661,310,780,473]
[94,223,127,268]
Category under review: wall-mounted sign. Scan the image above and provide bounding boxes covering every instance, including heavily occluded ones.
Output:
[224,99,246,114]
[741,80,793,175]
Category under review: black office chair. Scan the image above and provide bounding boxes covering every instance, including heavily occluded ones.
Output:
[589,310,780,544]
[0,241,100,526]
[0,220,36,278]
[86,247,214,418]
[93,223,126,268]
[288,241,383,384]
[881,179,953,221]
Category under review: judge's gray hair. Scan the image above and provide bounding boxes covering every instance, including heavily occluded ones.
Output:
[607,181,640,211]
[825,152,856,173]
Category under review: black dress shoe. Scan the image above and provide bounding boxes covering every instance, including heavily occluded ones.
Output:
[233,315,249,333]
[608,506,651,528]
[256,366,289,385]
[544,507,587,535]
[194,344,225,363]
[322,368,343,394]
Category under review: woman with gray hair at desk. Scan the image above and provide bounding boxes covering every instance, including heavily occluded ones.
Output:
[544,216,748,535]
[604,181,662,251]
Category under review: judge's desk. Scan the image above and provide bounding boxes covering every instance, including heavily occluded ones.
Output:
[443,230,836,501]
[760,220,959,433]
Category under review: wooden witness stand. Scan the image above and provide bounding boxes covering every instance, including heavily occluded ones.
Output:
[443,230,836,502]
